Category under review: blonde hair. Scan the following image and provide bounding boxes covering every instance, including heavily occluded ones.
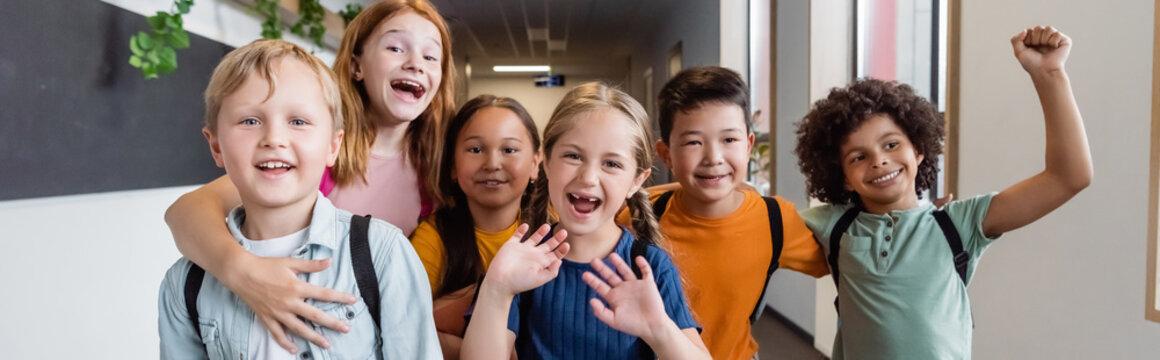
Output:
[523,82,663,246]
[203,39,342,133]
[330,0,456,206]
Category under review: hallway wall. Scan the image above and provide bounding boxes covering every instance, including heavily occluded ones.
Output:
[957,0,1160,357]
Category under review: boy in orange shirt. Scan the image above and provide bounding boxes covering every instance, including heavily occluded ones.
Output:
[627,66,828,360]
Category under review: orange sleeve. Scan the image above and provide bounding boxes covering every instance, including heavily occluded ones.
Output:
[617,182,681,227]
[408,218,446,295]
[774,197,830,278]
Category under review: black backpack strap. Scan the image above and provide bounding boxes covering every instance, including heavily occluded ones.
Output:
[651,190,675,219]
[748,196,784,324]
[932,210,969,285]
[350,214,382,331]
[184,262,206,341]
[628,239,655,360]
[629,238,649,278]
[828,208,860,313]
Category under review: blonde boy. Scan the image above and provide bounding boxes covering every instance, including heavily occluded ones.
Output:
[158,39,439,359]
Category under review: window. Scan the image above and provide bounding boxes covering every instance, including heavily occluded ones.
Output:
[854,0,954,198]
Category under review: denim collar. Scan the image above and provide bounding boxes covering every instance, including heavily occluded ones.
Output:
[226,191,340,251]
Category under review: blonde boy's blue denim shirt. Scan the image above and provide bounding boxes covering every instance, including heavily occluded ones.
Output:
[158,194,441,359]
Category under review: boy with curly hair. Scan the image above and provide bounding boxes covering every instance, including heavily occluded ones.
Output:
[794,26,1091,359]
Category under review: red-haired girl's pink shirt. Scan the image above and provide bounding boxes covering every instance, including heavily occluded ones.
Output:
[320,153,432,236]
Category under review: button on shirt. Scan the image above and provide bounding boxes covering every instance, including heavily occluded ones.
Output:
[801,193,1000,360]
[158,194,441,359]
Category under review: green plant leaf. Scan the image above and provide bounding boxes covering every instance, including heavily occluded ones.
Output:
[129,36,144,56]
[157,47,178,73]
[142,62,157,79]
[169,28,190,49]
[136,32,154,50]
[148,12,168,31]
[129,55,142,68]
[176,1,191,14]
[146,48,160,64]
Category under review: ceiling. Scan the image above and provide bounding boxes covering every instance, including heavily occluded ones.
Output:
[331,0,676,78]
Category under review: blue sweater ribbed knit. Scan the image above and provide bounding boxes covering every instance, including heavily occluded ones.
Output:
[505,227,699,360]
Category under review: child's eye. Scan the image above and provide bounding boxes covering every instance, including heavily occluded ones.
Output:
[503,147,519,154]
[850,155,865,164]
[683,140,702,146]
[885,142,899,150]
[562,152,581,160]
[290,118,308,126]
[241,118,259,125]
[724,137,740,144]
[424,55,439,62]
[466,146,482,154]
[386,46,403,53]
[604,160,623,169]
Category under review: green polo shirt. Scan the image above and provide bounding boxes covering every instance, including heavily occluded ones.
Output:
[802,193,999,360]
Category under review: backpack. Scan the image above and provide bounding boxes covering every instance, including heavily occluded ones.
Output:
[826,208,969,314]
[651,190,784,324]
[184,214,383,343]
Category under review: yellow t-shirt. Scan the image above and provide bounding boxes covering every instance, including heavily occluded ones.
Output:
[409,217,518,295]
[617,184,828,360]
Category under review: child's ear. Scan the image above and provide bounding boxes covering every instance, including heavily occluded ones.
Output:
[628,168,652,198]
[530,149,544,181]
[326,129,344,167]
[202,127,225,168]
[350,58,363,81]
[915,150,925,166]
[747,132,756,151]
[655,140,673,169]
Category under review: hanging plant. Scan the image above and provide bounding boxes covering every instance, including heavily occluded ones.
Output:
[338,4,363,26]
[292,0,327,48]
[254,0,282,39]
[128,0,194,79]
[129,0,354,79]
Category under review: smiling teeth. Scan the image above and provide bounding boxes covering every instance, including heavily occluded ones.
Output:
[569,194,598,202]
[394,80,421,88]
[258,161,291,169]
[871,170,901,184]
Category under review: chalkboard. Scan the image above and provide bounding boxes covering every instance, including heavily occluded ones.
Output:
[0,1,232,201]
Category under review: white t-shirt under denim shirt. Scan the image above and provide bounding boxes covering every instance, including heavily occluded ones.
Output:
[158,193,441,360]
[242,228,308,360]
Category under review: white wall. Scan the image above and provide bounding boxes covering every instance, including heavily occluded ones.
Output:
[467,76,608,132]
[958,0,1160,357]
[720,0,750,80]
[808,1,854,356]
[0,186,194,358]
[763,0,821,339]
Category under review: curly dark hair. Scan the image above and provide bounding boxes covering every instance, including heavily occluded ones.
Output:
[794,78,944,206]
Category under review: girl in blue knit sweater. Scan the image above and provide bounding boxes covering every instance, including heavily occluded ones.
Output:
[461,82,711,360]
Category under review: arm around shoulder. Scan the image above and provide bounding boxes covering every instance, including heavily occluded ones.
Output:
[165,175,246,275]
